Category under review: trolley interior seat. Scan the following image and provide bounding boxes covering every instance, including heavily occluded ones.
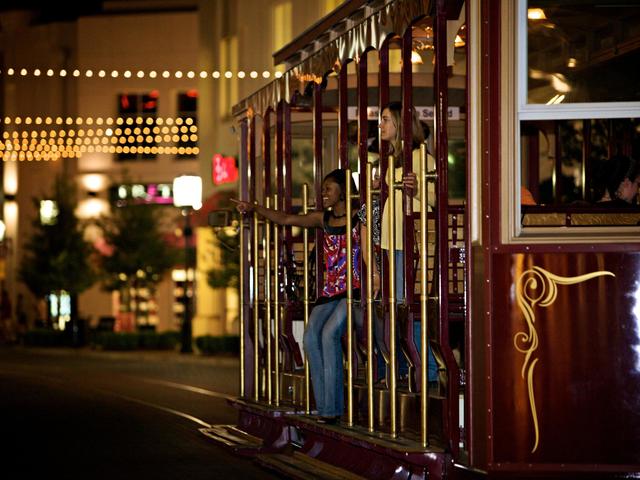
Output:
[280,249,305,369]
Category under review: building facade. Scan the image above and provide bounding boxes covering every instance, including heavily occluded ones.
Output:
[0,0,343,339]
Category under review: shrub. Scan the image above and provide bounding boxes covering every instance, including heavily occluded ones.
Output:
[93,332,139,350]
[195,335,240,355]
[90,331,180,350]
[138,331,180,350]
[24,329,66,347]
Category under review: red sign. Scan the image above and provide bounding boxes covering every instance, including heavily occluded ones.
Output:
[212,154,238,185]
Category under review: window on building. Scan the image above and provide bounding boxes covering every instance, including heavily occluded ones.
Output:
[272,1,292,73]
[322,0,343,16]
[273,1,292,51]
[219,0,238,118]
[108,182,173,206]
[516,0,640,230]
[116,91,159,161]
[177,90,198,158]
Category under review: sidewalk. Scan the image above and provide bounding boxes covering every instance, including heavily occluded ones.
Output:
[4,344,240,367]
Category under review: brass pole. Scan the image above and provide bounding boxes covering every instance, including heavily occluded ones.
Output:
[253,208,260,402]
[346,169,353,426]
[302,184,311,414]
[265,197,272,405]
[387,155,397,438]
[239,216,245,398]
[365,163,374,432]
[273,193,280,407]
[419,142,429,447]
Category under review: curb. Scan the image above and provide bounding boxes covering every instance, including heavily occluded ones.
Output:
[5,346,240,367]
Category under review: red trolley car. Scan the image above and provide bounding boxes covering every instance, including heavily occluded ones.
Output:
[204,0,640,478]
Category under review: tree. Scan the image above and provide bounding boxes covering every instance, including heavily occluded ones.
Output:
[204,192,239,290]
[19,173,96,336]
[206,226,239,289]
[94,200,179,329]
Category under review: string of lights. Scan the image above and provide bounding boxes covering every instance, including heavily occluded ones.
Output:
[2,126,197,139]
[1,145,200,162]
[0,117,199,161]
[0,116,197,126]
[1,135,199,148]
[0,68,283,80]
[1,134,198,147]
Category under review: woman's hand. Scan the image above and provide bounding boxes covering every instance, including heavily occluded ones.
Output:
[230,198,253,215]
[372,271,381,299]
[402,172,417,197]
[371,166,382,190]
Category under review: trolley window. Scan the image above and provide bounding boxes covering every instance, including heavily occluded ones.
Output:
[513,0,640,238]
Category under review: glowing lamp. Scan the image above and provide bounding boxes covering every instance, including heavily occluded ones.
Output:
[173,175,202,210]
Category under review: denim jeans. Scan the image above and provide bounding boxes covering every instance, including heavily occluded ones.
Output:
[392,250,437,382]
[394,250,405,302]
[392,250,408,376]
[303,298,347,417]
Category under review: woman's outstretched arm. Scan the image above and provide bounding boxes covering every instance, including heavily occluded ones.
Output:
[232,198,324,228]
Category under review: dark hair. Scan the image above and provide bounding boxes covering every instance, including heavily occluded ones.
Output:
[421,120,431,142]
[323,168,358,207]
[599,155,639,200]
[323,168,347,194]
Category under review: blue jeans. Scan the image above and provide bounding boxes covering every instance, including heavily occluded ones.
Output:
[394,250,405,302]
[392,250,437,382]
[303,298,347,417]
[392,250,408,376]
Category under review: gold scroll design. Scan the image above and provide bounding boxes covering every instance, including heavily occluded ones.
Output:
[514,266,615,453]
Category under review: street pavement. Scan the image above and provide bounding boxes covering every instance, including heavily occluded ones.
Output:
[0,346,281,479]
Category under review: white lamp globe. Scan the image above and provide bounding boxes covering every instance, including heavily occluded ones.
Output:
[173,175,202,210]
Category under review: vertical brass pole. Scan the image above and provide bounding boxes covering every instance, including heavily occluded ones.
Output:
[419,142,429,447]
[264,197,272,405]
[346,169,353,427]
[273,194,281,407]
[387,155,397,438]
[253,209,260,402]
[302,184,311,414]
[365,163,374,432]
[239,217,245,398]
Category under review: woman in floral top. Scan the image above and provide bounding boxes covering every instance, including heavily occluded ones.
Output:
[234,169,360,424]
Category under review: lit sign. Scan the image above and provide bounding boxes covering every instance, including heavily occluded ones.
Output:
[347,105,460,121]
[110,183,173,205]
[212,154,238,185]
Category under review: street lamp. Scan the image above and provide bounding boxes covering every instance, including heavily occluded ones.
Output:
[39,200,59,225]
[172,175,202,354]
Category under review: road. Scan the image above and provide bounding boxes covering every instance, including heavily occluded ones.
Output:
[0,347,281,479]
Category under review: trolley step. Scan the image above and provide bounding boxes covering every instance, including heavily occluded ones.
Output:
[199,425,263,454]
[256,451,366,480]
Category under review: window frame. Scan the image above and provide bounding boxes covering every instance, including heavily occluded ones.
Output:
[176,91,198,159]
[503,0,640,243]
[516,0,640,119]
[116,92,159,162]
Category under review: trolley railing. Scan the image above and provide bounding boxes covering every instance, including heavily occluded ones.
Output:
[236,142,467,448]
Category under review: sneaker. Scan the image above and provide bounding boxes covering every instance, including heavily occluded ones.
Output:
[374,378,387,387]
[316,416,339,425]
